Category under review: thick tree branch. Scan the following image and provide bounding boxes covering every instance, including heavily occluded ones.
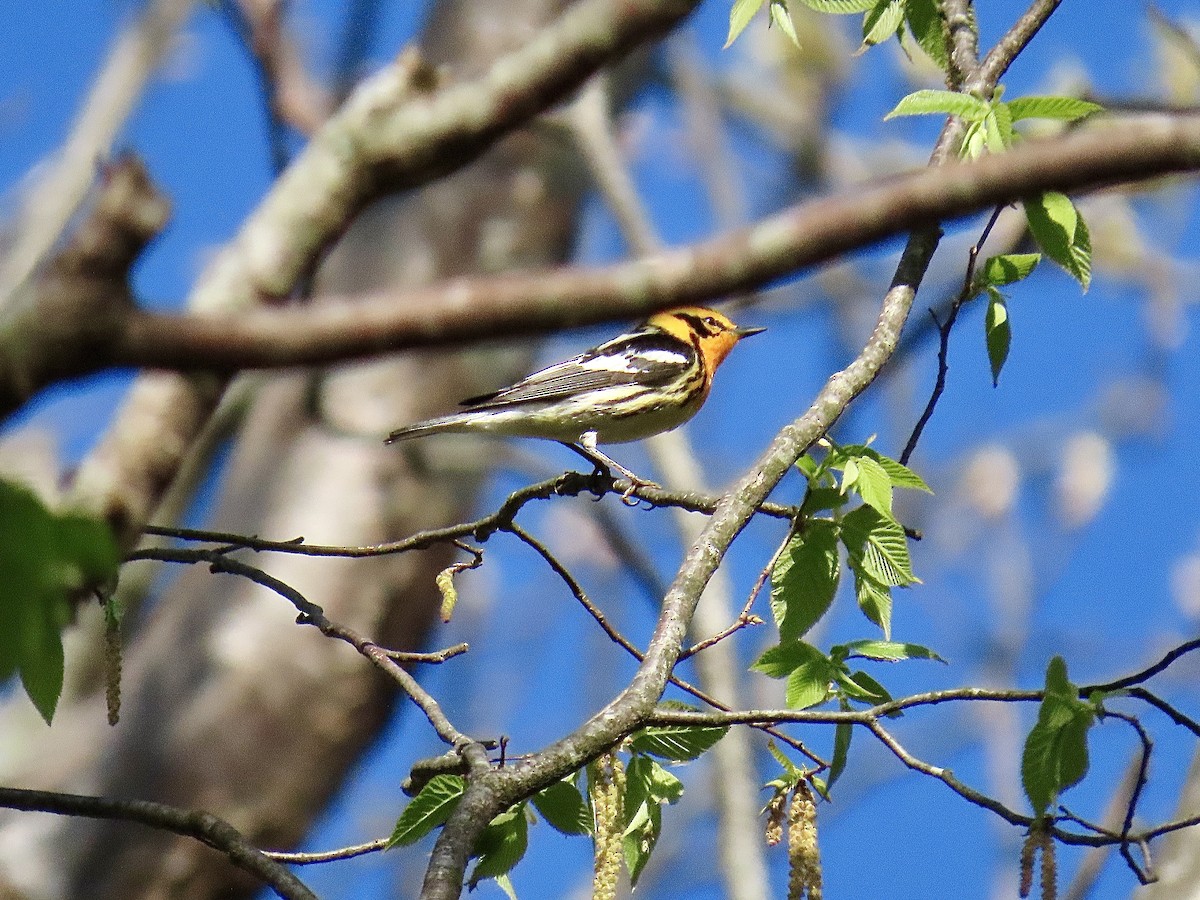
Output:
[6,114,1200,409]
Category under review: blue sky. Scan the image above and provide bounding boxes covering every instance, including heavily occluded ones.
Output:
[4,1,1200,897]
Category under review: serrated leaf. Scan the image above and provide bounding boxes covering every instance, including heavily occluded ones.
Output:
[985,290,1011,387]
[801,486,847,514]
[796,0,877,12]
[886,89,989,121]
[982,253,1041,287]
[767,739,803,780]
[631,722,729,761]
[837,668,892,704]
[840,639,946,663]
[840,446,931,492]
[854,572,893,639]
[903,0,949,69]
[752,641,837,710]
[769,0,802,48]
[1025,191,1092,289]
[725,0,767,47]
[621,756,680,886]
[851,455,894,518]
[469,806,529,886]
[861,0,904,49]
[990,100,1015,150]
[770,520,841,642]
[389,774,466,847]
[0,480,120,724]
[1006,96,1104,122]
[531,780,591,835]
[841,506,916,588]
[828,715,853,790]
[1022,656,1094,816]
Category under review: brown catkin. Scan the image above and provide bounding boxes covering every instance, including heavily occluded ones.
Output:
[1039,828,1057,900]
[786,782,822,900]
[590,753,625,900]
[1018,829,1037,898]
[103,596,122,726]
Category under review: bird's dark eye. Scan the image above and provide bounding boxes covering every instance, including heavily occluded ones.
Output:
[703,316,720,329]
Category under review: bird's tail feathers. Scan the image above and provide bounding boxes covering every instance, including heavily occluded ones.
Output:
[384,414,474,444]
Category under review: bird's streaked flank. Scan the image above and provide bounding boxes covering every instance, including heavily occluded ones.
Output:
[385,306,764,490]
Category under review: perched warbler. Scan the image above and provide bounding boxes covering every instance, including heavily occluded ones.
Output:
[385,306,765,486]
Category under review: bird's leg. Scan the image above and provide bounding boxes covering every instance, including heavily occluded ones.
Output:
[576,431,659,502]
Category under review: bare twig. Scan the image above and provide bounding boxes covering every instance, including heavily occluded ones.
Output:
[0,786,314,900]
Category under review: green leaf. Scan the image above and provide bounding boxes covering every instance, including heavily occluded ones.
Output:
[836,668,892,705]
[494,874,519,900]
[982,253,1041,287]
[622,756,682,886]
[841,506,917,588]
[1022,656,1095,817]
[769,0,802,48]
[985,289,1011,387]
[796,0,877,12]
[850,455,894,518]
[839,639,946,663]
[0,480,120,723]
[752,641,837,709]
[531,780,591,836]
[1024,191,1092,289]
[469,806,529,886]
[853,571,893,639]
[801,486,847,514]
[960,119,987,159]
[631,721,729,762]
[725,0,767,47]
[983,106,1010,153]
[1006,96,1104,122]
[885,89,989,121]
[861,0,905,49]
[389,774,465,847]
[839,447,931,493]
[903,0,949,69]
[770,519,841,642]
[828,716,853,790]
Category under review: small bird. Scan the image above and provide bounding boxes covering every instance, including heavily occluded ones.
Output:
[385,306,765,489]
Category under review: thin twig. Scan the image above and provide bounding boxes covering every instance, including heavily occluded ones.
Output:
[264,838,390,865]
[0,786,314,900]
[900,204,1006,465]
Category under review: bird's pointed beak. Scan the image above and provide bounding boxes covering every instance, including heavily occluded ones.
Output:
[734,325,767,339]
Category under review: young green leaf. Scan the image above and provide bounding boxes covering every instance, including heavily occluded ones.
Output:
[841,447,932,493]
[982,253,1041,287]
[622,755,684,886]
[903,0,949,69]
[836,668,892,705]
[796,0,877,11]
[839,639,946,663]
[885,89,989,121]
[770,519,841,642]
[861,0,905,49]
[631,721,729,762]
[848,454,894,518]
[726,0,767,47]
[468,805,529,886]
[0,480,120,723]
[827,712,853,791]
[389,774,466,847]
[1021,656,1095,817]
[752,641,838,709]
[1024,191,1092,289]
[769,0,802,48]
[1006,96,1103,122]
[853,571,893,638]
[532,780,592,836]
[985,289,1011,387]
[841,506,917,588]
